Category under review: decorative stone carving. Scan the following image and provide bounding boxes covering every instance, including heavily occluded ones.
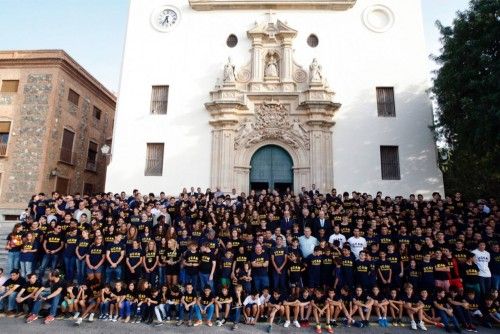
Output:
[309,58,323,83]
[293,69,307,83]
[235,102,310,150]
[223,57,236,83]
[265,53,279,78]
[236,69,251,83]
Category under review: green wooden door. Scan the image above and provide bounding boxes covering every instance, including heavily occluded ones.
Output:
[250,145,293,191]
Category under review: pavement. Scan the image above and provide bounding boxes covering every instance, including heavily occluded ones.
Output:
[0,317,497,334]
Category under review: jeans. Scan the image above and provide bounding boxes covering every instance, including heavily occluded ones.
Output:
[478,276,492,296]
[155,304,166,321]
[185,273,199,291]
[179,305,196,321]
[20,261,33,278]
[199,273,214,291]
[158,266,165,286]
[39,253,59,278]
[63,255,76,282]
[7,251,20,274]
[195,304,214,321]
[233,306,241,323]
[165,304,180,319]
[493,274,500,291]
[119,300,136,318]
[272,271,287,293]
[253,275,269,292]
[76,258,87,284]
[0,290,18,312]
[105,265,123,284]
[32,290,60,317]
[437,309,460,328]
[100,300,110,315]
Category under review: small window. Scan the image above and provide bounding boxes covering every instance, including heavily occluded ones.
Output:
[83,182,94,195]
[68,89,80,106]
[93,107,102,120]
[1,80,19,93]
[60,129,75,164]
[307,34,319,48]
[151,85,169,114]
[376,87,396,117]
[145,143,164,176]
[380,146,401,180]
[55,176,70,195]
[0,121,11,156]
[226,34,238,48]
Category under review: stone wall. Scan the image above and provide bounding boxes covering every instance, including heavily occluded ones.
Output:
[2,74,52,203]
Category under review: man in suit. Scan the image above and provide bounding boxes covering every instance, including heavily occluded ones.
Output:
[312,210,331,239]
[279,210,295,234]
[308,184,320,198]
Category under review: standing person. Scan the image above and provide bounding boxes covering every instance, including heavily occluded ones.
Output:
[490,242,500,291]
[183,242,200,291]
[75,229,91,285]
[62,228,78,283]
[164,239,180,286]
[434,250,451,292]
[347,228,367,260]
[461,253,481,295]
[19,232,39,278]
[299,227,318,259]
[270,235,288,293]
[125,240,143,283]
[5,224,23,274]
[143,240,159,287]
[471,242,491,297]
[105,234,125,284]
[199,243,216,291]
[38,225,64,278]
[86,235,105,283]
[250,243,270,292]
[26,270,65,324]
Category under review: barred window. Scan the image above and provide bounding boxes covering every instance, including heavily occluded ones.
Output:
[60,129,75,164]
[93,107,102,120]
[150,85,169,114]
[0,121,11,156]
[376,87,396,117]
[145,143,164,176]
[55,176,70,195]
[380,146,400,180]
[86,141,98,171]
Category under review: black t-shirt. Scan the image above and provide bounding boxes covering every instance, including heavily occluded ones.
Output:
[137,289,150,302]
[88,244,105,266]
[217,292,232,304]
[377,260,392,280]
[433,259,449,280]
[269,294,285,305]
[3,277,26,292]
[127,248,143,267]
[182,291,197,304]
[184,251,200,275]
[76,237,91,256]
[271,246,287,268]
[200,292,215,306]
[23,281,41,295]
[144,250,157,268]
[199,252,215,274]
[462,262,480,285]
[313,295,327,307]
[289,262,304,282]
[250,251,269,276]
[45,232,63,252]
[49,279,66,295]
[107,242,125,264]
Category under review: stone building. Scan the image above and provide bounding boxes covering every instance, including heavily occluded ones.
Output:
[107,0,444,197]
[0,50,116,210]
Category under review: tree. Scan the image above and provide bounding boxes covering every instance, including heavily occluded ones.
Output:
[432,0,500,200]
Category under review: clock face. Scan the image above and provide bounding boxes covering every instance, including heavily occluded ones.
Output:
[151,6,180,32]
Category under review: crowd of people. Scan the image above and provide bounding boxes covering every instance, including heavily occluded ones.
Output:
[0,186,498,333]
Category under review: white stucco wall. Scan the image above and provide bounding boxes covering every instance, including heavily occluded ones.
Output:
[106,0,444,197]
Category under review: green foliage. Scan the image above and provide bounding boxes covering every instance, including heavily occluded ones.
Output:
[432,0,500,199]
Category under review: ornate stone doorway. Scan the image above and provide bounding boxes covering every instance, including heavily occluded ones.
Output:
[205,15,341,193]
[250,145,293,192]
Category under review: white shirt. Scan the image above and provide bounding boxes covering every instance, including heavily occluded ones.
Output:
[346,236,367,259]
[299,235,319,258]
[243,295,262,306]
[328,233,346,248]
[472,249,491,277]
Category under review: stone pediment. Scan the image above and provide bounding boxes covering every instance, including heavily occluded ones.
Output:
[189,0,357,11]
[247,19,297,39]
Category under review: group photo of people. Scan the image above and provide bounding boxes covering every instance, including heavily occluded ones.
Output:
[0,187,498,333]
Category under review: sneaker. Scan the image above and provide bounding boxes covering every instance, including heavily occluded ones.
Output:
[102,314,109,321]
[398,319,405,327]
[176,320,183,326]
[326,325,334,333]
[267,325,272,333]
[207,320,213,327]
[193,320,202,327]
[221,318,226,324]
[315,324,322,333]
[73,312,80,320]
[232,323,239,330]
[98,314,104,320]
[293,320,301,328]
[364,320,370,327]
[7,311,16,318]
[468,324,478,332]
[216,320,222,327]
[88,313,95,322]
[411,320,417,330]
[418,321,427,331]
[284,320,290,328]
[75,317,83,326]
[44,315,55,324]
[155,321,164,327]
[392,319,399,327]
[112,315,118,322]
[331,320,338,327]
[27,314,38,323]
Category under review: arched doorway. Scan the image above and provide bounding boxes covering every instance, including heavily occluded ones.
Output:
[250,145,293,192]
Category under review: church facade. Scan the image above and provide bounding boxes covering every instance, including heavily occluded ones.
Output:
[106,0,444,197]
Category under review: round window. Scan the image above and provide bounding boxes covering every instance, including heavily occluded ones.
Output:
[226,34,238,48]
[307,34,319,48]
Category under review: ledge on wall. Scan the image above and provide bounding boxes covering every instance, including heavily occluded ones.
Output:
[189,0,357,11]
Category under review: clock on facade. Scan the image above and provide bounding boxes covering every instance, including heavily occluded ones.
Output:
[151,6,180,32]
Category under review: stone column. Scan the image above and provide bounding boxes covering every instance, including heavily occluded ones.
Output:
[251,37,264,83]
[281,37,293,83]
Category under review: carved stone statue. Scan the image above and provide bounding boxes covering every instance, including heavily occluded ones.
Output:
[223,57,236,83]
[309,58,323,83]
[265,55,279,77]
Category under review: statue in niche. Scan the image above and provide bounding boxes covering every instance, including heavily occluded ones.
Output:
[223,57,236,83]
[265,54,279,77]
[309,58,323,83]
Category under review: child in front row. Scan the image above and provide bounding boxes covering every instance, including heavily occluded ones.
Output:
[243,290,260,325]
[311,288,333,334]
[215,285,233,326]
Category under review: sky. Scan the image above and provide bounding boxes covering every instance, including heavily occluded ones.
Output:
[0,0,471,93]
